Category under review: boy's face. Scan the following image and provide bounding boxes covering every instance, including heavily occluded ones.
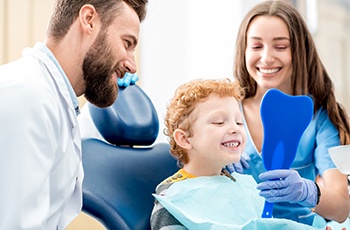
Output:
[187,94,246,172]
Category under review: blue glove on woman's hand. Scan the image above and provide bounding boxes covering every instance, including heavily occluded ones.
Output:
[257,169,318,207]
[225,152,250,174]
[118,73,139,87]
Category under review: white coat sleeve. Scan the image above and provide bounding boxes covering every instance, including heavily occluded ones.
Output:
[0,81,61,229]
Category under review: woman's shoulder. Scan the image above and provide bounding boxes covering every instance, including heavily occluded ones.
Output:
[313,106,337,131]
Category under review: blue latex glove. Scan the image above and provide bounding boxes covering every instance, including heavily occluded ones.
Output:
[257,169,318,207]
[225,152,250,174]
[118,72,139,87]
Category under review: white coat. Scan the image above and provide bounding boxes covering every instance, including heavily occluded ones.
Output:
[78,104,104,141]
[0,43,84,229]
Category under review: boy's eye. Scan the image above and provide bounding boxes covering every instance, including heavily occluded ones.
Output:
[236,121,244,126]
[213,121,224,125]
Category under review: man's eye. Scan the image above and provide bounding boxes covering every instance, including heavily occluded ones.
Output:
[125,40,132,48]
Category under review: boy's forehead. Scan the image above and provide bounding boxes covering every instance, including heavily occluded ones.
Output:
[192,95,239,114]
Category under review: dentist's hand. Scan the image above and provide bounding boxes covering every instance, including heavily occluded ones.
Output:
[225,152,250,174]
[257,169,318,207]
[118,73,139,87]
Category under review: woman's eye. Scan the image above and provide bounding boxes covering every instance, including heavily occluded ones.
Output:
[276,46,287,50]
[250,45,261,50]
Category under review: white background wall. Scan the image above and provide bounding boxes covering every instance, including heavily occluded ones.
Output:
[138,0,350,144]
[1,0,349,145]
[139,0,262,143]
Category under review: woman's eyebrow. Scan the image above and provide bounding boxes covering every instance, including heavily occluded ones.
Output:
[273,37,290,41]
[247,36,290,41]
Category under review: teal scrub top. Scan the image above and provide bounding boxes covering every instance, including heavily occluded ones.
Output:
[242,105,339,225]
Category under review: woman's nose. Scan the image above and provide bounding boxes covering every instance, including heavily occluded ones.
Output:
[261,48,275,64]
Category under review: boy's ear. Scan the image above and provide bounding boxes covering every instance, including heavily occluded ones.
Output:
[173,129,191,150]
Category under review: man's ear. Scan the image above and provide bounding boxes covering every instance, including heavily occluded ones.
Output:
[79,4,99,34]
[173,129,191,150]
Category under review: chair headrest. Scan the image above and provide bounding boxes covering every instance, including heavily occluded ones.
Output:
[88,85,159,146]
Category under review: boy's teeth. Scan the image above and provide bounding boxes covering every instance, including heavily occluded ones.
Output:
[224,142,239,147]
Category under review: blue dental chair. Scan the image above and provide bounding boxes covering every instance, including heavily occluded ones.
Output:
[81,85,179,230]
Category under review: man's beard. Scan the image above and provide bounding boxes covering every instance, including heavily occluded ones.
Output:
[83,31,118,108]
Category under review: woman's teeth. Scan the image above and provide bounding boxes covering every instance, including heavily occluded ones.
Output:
[259,68,279,74]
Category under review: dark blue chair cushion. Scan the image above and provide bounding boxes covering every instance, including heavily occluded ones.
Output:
[82,139,178,230]
[88,84,159,146]
[82,84,179,230]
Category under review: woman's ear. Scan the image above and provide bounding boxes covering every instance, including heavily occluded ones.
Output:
[173,129,191,150]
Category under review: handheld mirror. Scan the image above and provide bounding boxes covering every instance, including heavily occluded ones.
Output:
[260,89,313,218]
